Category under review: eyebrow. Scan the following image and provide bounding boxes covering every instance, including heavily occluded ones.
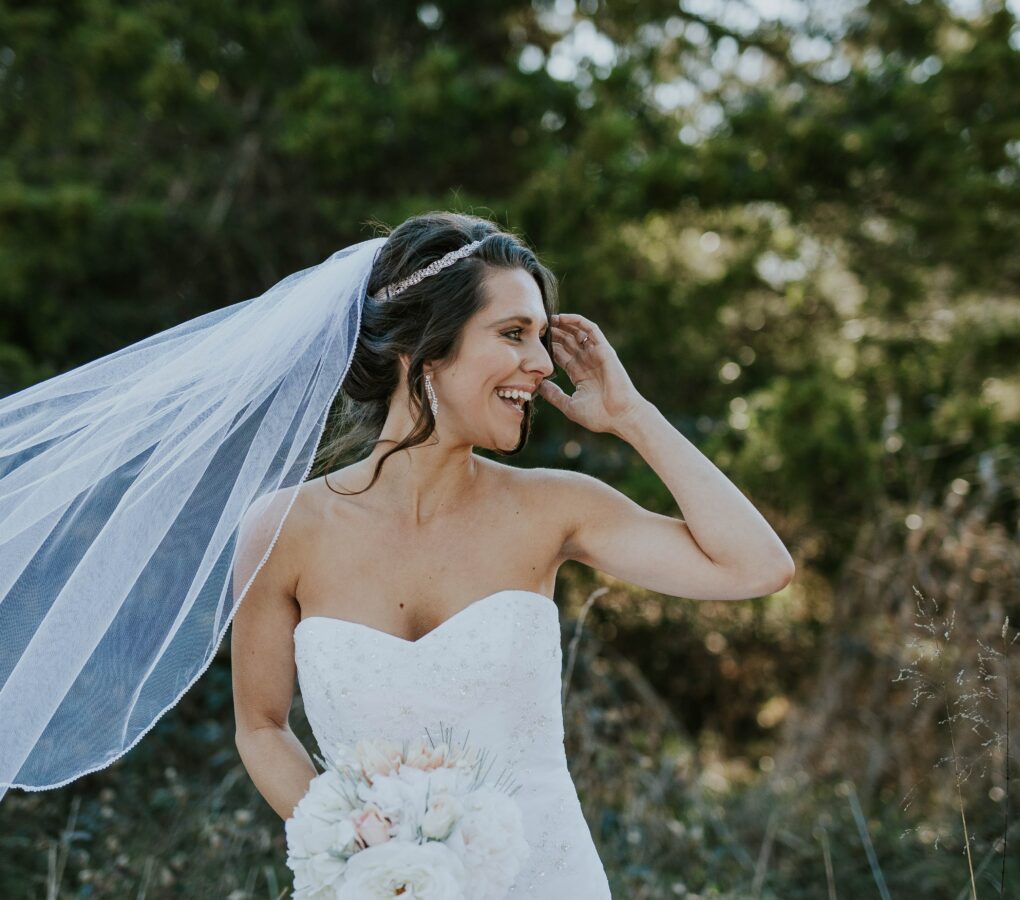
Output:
[489,315,550,330]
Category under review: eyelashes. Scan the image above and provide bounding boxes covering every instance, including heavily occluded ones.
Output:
[503,328,549,343]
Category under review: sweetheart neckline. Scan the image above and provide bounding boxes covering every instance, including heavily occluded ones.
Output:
[293,589,556,647]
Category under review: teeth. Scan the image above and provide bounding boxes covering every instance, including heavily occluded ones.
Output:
[494,388,527,412]
[495,388,532,402]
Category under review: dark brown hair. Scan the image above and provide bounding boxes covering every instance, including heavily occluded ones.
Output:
[309,211,559,497]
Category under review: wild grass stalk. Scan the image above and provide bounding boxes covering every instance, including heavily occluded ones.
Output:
[998,616,1014,898]
[263,862,281,899]
[45,793,80,900]
[937,622,979,900]
[562,586,608,707]
[895,587,978,898]
[750,804,779,897]
[845,780,892,900]
[136,854,155,899]
[953,816,1020,900]
[814,817,838,900]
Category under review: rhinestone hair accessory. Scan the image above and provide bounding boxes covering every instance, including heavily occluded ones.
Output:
[371,239,485,302]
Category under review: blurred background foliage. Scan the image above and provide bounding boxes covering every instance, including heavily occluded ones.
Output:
[1,0,1018,897]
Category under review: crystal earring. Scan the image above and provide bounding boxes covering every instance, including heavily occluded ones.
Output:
[424,373,439,416]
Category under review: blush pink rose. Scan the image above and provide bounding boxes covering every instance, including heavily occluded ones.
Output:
[405,738,452,771]
[351,803,392,848]
[354,739,404,782]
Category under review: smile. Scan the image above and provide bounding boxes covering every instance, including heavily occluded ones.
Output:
[495,393,525,417]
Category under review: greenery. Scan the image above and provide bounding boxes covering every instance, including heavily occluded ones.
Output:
[1,0,1018,896]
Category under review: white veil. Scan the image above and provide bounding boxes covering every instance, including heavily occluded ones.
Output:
[0,235,388,802]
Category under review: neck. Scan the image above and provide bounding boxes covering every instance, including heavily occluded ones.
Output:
[363,399,482,527]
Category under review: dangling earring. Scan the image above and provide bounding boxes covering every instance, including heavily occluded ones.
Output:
[424,373,439,417]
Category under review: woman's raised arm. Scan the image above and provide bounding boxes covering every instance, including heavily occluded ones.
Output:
[540,312,794,601]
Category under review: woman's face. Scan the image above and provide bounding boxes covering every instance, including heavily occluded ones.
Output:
[434,266,554,450]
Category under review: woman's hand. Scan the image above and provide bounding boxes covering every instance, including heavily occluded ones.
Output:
[538,312,647,437]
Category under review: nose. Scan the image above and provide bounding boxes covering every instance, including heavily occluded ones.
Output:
[530,337,555,379]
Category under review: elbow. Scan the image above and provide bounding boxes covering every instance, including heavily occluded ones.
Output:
[714,556,795,601]
[739,551,794,598]
[234,723,261,745]
[235,729,250,754]
[235,720,288,747]
[767,554,796,593]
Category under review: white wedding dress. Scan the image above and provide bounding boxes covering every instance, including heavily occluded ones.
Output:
[293,588,613,898]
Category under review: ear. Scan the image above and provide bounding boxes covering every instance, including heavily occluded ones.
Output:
[396,353,435,381]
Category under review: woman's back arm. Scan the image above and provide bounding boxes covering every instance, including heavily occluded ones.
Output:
[231,487,315,820]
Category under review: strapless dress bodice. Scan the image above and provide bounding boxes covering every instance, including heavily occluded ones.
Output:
[293,588,612,898]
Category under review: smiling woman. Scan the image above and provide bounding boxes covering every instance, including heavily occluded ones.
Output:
[0,202,788,899]
[311,212,559,496]
[228,211,791,900]
[229,212,616,897]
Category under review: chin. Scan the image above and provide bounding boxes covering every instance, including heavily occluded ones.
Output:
[504,427,528,453]
[482,405,528,452]
[485,430,522,454]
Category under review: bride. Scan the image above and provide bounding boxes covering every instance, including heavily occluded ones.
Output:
[0,209,792,896]
[229,211,796,896]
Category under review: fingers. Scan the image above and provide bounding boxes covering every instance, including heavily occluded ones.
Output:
[549,339,572,369]
[553,312,600,334]
[552,312,600,350]
[554,312,599,357]
[549,334,582,383]
[554,324,584,355]
[537,377,569,412]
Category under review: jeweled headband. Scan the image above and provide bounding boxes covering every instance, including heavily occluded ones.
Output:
[370,239,485,302]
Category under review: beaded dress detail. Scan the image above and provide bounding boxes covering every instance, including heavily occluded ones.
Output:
[293,588,612,898]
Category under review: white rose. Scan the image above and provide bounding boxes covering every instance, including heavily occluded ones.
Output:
[359,770,416,813]
[419,765,462,796]
[356,738,405,780]
[295,768,357,821]
[289,850,348,898]
[290,863,339,900]
[358,769,433,841]
[404,736,451,770]
[421,793,463,841]
[446,788,530,900]
[336,841,466,900]
[286,809,358,857]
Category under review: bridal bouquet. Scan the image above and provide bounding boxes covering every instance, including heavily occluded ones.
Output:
[284,724,530,900]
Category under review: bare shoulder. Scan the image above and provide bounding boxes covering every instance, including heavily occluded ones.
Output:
[516,465,644,566]
[481,462,591,563]
[515,463,601,500]
[479,458,567,500]
[233,483,307,601]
